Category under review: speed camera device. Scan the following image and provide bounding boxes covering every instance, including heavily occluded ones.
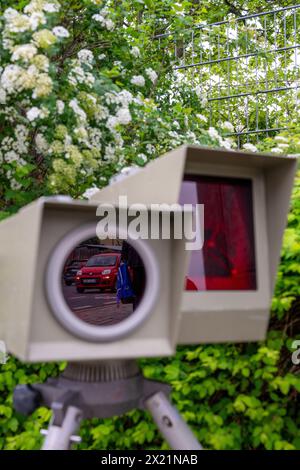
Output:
[0,197,193,362]
[90,145,297,344]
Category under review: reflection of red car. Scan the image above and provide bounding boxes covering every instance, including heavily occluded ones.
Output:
[75,253,121,293]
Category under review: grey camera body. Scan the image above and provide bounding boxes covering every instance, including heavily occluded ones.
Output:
[91,145,298,344]
[0,144,297,362]
[0,197,192,362]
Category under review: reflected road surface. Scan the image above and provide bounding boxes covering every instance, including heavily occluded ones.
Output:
[62,285,133,326]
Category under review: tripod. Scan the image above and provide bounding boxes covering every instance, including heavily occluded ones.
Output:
[13,360,202,450]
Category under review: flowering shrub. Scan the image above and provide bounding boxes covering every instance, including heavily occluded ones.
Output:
[0,0,235,210]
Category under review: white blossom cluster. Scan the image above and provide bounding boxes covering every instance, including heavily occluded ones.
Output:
[131,47,140,58]
[131,75,145,87]
[68,50,96,88]
[0,1,63,103]
[145,68,158,84]
[92,7,115,31]
[207,127,236,150]
[0,0,160,193]
[0,1,63,189]
[1,0,220,201]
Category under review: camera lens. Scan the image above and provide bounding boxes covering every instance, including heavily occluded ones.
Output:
[62,237,146,327]
[45,223,159,342]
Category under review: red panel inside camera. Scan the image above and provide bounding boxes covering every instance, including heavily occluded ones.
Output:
[180,175,257,291]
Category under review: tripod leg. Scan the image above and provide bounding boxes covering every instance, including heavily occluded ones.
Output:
[42,406,82,450]
[145,392,202,450]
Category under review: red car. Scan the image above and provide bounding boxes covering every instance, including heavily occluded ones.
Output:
[75,252,121,293]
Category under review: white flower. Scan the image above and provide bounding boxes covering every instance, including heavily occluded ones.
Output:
[277,143,289,149]
[145,68,158,84]
[82,187,99,200]
[243,143,258,152]
[5,150,19,163]
[3,8,18,20]
[52,26,70,38]
[106,116,119,129]
[117,90,133,106]
[221,121,234,133]
[228,28,237,40]
[29,12,47,30]
[56,100,65,114]
[74,126,88,141]
[138,153,148,163]
[69,66,85,84]
[4,9,32,33]
[10,178,22,190]
[78,49,94,64]
[201,95,208,107]
[146,144,155,154]
[130,75,145,87]
[69,99,87,122]
[1,65,23,93]
[271,147,284,154]
[100,7,109,17]
[31,54,49,71]
[2,38,14,51]
[92,14,105,22]
[98,53,106,60]
[201,41,210,51]
[196,114,208,123]
[131,47,140,58]
[95,105,109,121]
[220,138,233,150]
[26,107,41,121]
[24,1,56,14]
[104,144,116,160]
[32,73,53,98]
[43,3,61,13]
[12,44,38,62]
[68,63,95,87]
[208,127,220,140]
[92,13,114,30]
[186,130,197,142]
[195,85,202,98]
[274,135,289,143]
[40,106,50,119]
[105,19,115,31]
[35,133,49,152]
[116,107,132,125]
[169,130,180,139]
[89,128,102,146]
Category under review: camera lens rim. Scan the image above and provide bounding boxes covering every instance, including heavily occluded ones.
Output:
[45,223,160,342]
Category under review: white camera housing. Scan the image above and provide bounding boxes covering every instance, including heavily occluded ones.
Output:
[0,198,192,362]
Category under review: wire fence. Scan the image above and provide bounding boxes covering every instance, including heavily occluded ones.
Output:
[155,4,300,148]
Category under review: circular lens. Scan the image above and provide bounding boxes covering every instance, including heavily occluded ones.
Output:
[45,223,160,342]
[63,237,146,326]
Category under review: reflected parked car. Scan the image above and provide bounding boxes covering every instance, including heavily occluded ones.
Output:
[75,253,121,293]
[64,259,88,286]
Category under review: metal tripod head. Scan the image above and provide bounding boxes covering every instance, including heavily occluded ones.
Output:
[13,359,202,450]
